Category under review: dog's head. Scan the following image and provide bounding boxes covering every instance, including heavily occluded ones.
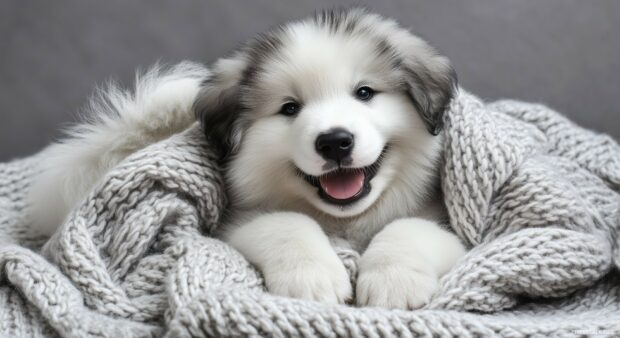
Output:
[196,8,456,218]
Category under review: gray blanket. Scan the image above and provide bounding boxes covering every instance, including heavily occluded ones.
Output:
[1,90,619,337]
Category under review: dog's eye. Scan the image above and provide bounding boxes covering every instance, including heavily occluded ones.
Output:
[355,86,375,101]
[279,102,301,116]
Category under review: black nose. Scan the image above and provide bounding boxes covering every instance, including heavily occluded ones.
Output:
[315,128,354,163]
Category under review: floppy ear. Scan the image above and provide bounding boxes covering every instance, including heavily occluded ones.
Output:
[194,52,248,159]
[398,39,457,135]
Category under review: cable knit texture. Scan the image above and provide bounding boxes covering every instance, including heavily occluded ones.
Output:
[1,90,619,337]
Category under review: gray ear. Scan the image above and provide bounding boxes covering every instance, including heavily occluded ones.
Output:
[194,53,248,159]
[398,39,457,135]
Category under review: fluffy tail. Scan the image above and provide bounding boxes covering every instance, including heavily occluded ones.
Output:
[28,62,209,236]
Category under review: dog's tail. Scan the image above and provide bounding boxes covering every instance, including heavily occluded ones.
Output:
[28,62,209,236]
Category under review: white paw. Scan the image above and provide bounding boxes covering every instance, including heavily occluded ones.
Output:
[263,258,352,304]
[356,263,438,309]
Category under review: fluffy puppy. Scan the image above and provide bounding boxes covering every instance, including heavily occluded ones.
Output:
[197,8,465,308]
[29,8,466,309]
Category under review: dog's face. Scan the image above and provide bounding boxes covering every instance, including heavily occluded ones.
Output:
[196,9,456,218]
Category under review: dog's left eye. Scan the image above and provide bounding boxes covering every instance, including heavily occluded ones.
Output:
[355,86,375,101]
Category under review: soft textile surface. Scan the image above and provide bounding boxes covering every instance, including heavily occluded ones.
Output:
[1,90,619,337]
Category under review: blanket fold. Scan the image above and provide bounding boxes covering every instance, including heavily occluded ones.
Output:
[1,90,619,337]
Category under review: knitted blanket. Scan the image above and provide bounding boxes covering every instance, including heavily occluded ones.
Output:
[1,90,619,337]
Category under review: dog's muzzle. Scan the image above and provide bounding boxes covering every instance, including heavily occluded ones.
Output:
[297,145,389,206]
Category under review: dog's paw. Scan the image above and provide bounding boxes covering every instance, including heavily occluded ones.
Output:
[356,262,438,309]
[263,257,352,304]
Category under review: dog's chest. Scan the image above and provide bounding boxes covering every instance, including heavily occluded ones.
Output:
[314,196,448,252]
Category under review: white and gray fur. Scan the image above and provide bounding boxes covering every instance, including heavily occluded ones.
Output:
[195,8,465,307]
[29,8,466,309]
[197,9,456,237]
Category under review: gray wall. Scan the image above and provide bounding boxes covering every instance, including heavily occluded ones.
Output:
[1,0,619,161]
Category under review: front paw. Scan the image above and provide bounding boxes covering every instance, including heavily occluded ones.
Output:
[356,262,438,309]
[263,258,352,304]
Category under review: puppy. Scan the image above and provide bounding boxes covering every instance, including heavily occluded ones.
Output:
[29,8,466,309]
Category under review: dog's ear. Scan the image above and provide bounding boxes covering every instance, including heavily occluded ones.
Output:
[397,37,457,135]
[194,52,248,159]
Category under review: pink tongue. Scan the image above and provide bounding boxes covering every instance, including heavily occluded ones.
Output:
[319,171,365,200]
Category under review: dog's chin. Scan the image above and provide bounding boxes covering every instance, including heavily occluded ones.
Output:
[296,146,389,218]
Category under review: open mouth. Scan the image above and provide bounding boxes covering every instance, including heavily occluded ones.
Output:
[297,146,388,206]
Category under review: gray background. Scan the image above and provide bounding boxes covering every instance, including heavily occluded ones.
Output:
[1,0,618,161]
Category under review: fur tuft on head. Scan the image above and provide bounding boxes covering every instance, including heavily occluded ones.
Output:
[195,8,456,159]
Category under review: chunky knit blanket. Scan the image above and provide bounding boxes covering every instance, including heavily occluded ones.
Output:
[1,90,619,337]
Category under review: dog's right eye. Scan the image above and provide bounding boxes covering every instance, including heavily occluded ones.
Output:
[279,102,301,117]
